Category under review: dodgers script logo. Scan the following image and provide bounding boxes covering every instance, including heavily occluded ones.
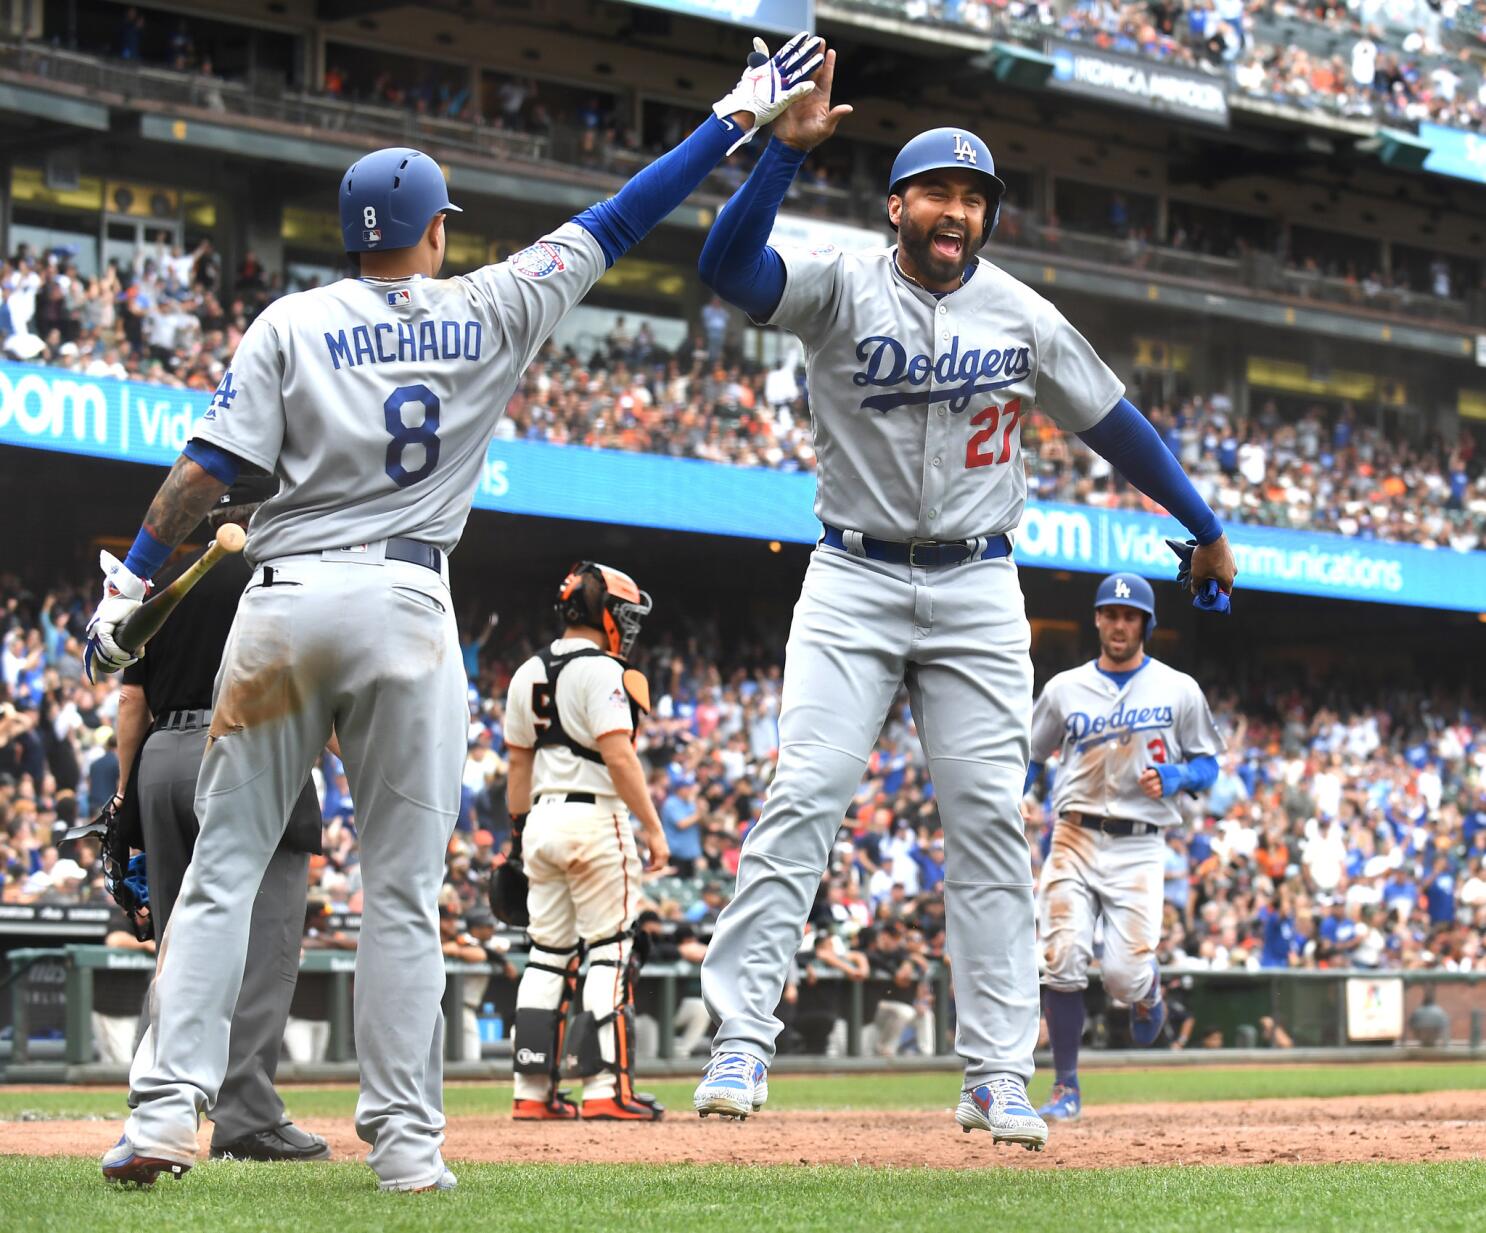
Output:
[1065,700,1175,751]
[852,334,1031,414]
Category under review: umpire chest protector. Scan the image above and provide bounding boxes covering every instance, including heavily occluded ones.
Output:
[533,646,648,764]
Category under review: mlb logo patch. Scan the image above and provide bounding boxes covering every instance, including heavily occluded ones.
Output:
[510,241,565,279]
[363,227,382,246]
[386,288,411,306]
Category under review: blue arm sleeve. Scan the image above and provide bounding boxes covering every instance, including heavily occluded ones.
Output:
[1077,399,1223,545]
[572,113,744,268]
[697,137,805,320]
[183,439,242,486]
[1154,754,1219,798]
[1023,760,1044,797]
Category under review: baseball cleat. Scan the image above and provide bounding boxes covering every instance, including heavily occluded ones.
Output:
[1037,1083,1082,1122]
[694,1053,768,1119]
[1129,959,1167,1047]
[382,1168,458,1193]
[512,1089,580,1121]
[955,1078,1049,1151]
[101,1135,193,1185]
[582,1095,665,1121]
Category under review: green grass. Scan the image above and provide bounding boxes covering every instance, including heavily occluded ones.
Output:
[1,1157,1484,1233]
[3,1061,1483,1123]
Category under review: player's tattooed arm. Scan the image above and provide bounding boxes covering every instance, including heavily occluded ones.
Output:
[141,456,231,549]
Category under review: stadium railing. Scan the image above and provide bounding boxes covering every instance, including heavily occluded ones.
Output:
[6,946,1485,1075]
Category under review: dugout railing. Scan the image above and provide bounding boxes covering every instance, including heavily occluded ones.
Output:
[4,946,1485,1078]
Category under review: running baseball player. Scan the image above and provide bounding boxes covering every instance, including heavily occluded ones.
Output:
[691,56,1236,1148]
[81,33,827,1191]
[501,562,667,1121]
[1028,574,1222,1122]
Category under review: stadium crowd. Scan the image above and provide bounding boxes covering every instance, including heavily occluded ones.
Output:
[4,243,1482,552]
[4,572,1485,1026]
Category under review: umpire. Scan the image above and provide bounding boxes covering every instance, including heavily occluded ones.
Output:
[114,475,329,1162]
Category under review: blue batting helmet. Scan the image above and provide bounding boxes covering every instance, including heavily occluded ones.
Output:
[339,147,462,254]
[1094,573,1157,635]
[887,127,1006,245]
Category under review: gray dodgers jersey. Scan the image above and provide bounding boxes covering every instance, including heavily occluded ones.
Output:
[1030,657,1223,827]
[767,245,1124,542]
[190,223,606,566]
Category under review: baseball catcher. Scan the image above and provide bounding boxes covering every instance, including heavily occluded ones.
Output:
[500,562,669,1120]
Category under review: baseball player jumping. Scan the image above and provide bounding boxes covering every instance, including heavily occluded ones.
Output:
[691,54,1236,1148]
[1029,574,1222,1122]
[81,33,827,1191]
[500,562,668,1121]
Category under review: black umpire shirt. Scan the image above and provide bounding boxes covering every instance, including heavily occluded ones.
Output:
[122,542,321,855]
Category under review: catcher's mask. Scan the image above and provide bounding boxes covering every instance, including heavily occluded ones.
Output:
[555,562,652,658]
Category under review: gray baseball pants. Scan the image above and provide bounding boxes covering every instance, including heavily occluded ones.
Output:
[700,545,1038,1085]
[124,547,466,1190]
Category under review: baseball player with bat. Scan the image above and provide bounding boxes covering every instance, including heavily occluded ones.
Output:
[497,562,667,1121]
[691,55,1236,1148]
[82,32,827,1191]
[1029,574,1223,1123]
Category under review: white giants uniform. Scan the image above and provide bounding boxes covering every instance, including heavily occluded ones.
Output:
[1032,657,1222,1002]
[700,241,1124,1089]
[504,639,647,1104]
[124,225,608,1190]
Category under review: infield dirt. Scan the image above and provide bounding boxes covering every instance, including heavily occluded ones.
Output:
[2,1090,1483,1169]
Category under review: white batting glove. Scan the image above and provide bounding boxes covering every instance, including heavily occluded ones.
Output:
[84,551,147,681]
[712,33,824,155]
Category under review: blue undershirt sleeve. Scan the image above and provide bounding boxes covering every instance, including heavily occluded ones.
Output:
[182,439,243,487]
[698,137,806,320]
[1181,754,1219,792]
[572,113,745,268]
[1077,399,1223,545]
[1023,759,1045,797]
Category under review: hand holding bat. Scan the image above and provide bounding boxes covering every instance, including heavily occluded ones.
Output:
[116,523,247,654]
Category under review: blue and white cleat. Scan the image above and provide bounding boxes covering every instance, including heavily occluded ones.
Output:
[955,1077,1049,1151]
[1129,959,1168,1047]
[1037,1082,1082,1123]
[101,1134,193,1185]
[694,1053,768,1120]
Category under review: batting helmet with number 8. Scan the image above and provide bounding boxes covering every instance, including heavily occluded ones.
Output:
[339,147,462,253]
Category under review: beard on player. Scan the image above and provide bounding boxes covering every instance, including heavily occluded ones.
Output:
[896,209,975,288]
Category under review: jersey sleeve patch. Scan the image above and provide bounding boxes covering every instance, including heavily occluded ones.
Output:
[622,668,651,715]
[510,241,567,279]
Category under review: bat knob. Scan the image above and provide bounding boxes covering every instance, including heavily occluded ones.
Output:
[215,523,247,554]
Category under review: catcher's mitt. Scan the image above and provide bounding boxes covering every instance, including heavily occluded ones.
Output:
[489,813,530,928]
[62,796,151,941]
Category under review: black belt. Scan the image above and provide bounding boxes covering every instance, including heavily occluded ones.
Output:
[385,537,443,572]
[536,792,597,805]
[155,709,211,732]
[821,525,1012,568]
[1065,812,1158,838]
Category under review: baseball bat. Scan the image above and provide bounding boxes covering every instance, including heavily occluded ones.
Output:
[117,523,247,654]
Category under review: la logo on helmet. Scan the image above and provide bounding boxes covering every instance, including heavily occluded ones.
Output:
[952,133,978,165]
[1114,579,1132,599]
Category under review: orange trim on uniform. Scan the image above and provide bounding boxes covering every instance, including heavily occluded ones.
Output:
[504,742,535,751]
[593,728,633,741]
[611,807,634,1103]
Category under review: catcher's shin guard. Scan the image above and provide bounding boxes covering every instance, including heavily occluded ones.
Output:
[570,929,665,1120]
[512,942,580,1104]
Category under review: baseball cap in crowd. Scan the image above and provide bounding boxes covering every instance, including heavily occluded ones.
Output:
[464,904,496,930]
